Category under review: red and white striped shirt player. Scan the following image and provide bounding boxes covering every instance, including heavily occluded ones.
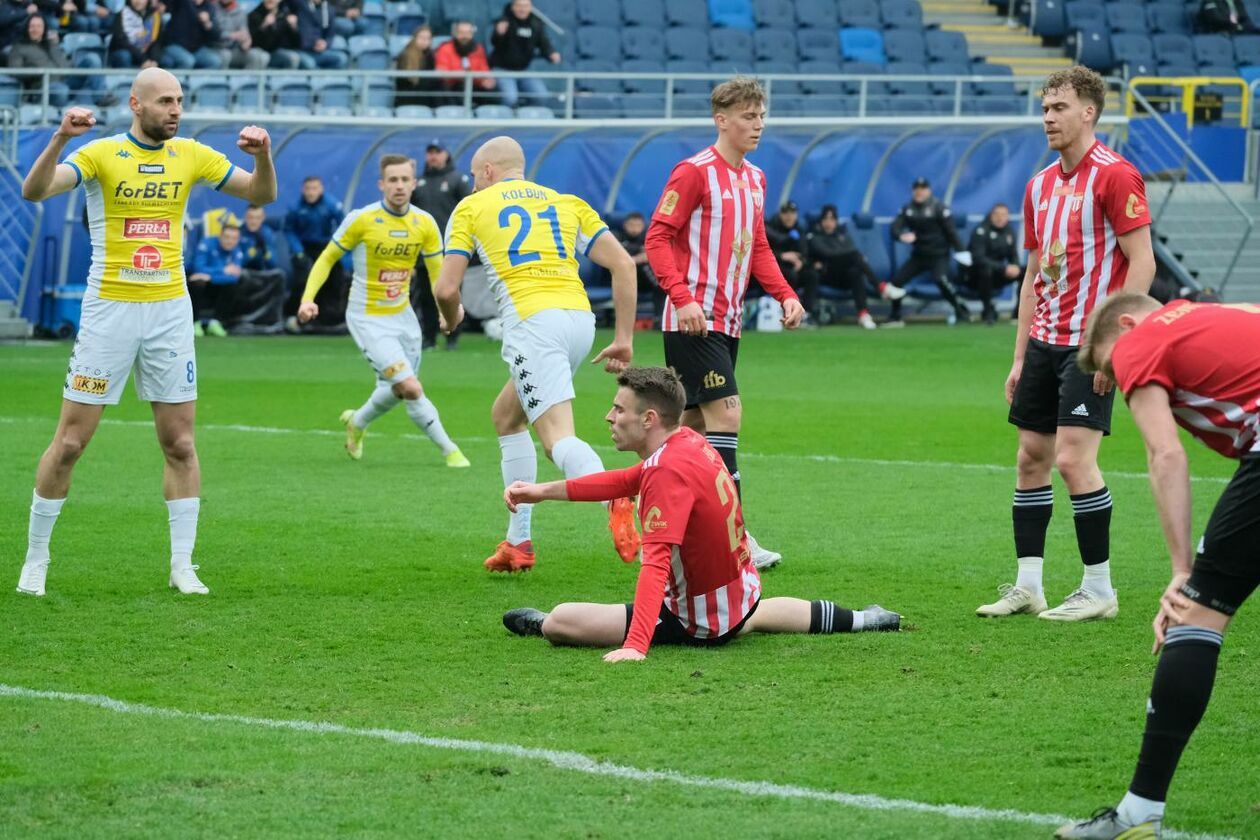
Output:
[1022,139,1151,346]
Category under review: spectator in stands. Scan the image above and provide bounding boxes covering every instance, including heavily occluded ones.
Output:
[805,205,877,330]
[1,3,34,51]
[410,137,471,348]
[247,0,302,68]
[189,222,245,337]
[161,0,223,69]
[1198,0,1259,33]
[329,0,359,38]
[885,176,971,327]
[489,0,558,109]
[215,0,267,68]
[8,14,114,104]
[434,19,495,98]
[108,0,162,67]
[617,211,663,325]
[394,23,439,108]
[291,0,347,68]
[285,175,347,330]
[968,202,1022,325]
[239,204,278,271]
[62,0,112,35]
[756,200,816,322]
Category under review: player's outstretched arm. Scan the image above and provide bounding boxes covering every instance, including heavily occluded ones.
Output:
[504,479,568,512]
[587,233,635,373]
[221,126,277,205]
[23,108,95,202]
[296,242,345,323]
[434,253,468,334]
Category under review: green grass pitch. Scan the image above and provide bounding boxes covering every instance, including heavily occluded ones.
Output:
[0,326,1255,839]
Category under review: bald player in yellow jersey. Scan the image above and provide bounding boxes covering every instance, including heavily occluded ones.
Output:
[17,67,276,598]
[434,136,640,573]
[298,154,468,467]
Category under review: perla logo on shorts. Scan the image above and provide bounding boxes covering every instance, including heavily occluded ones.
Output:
[114,181,185,200]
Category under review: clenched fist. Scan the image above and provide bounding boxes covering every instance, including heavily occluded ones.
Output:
[237,125,271,156]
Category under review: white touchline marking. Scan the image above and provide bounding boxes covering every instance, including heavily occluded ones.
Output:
[0,684,1236,840]
[0,416,1233,485]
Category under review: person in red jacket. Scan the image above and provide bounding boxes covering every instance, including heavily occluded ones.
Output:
[643,75,804,572]
[433,19,495,98]
[499,366,901,662]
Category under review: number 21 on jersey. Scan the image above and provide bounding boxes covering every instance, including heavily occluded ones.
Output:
[498,204,568,267]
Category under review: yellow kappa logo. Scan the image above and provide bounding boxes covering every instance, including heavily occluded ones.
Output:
[659,189,680,216]
[382,361,407,379]
[643,506,668,533]
[69,375,108,395]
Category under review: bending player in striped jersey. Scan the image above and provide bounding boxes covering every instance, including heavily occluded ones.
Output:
[501,367,900,661]
[1054,296,1260,838]
[434,136,641,571]
[298,154,469,467]
[978,66,1155,622]
[644,76,804,572]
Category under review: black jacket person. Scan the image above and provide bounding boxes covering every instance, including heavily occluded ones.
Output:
[885,177,970,325]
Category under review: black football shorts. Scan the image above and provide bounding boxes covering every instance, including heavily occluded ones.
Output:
[1182,455,1260,616]
[663,330,740,409]
[1008,337,1114,435]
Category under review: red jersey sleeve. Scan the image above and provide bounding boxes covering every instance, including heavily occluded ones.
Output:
[750,208,800,304]
[1112,326,1173,398]
[1099,162,1151,238]
[1022,180,1039,251]
[623,542,672,654]
[645,163,705,310]
[565,463,644,503]
[637,463,694,546]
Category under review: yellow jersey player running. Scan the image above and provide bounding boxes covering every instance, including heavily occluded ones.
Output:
[17,67,277,597]
[298,154,469,467]
[434,136,639,572]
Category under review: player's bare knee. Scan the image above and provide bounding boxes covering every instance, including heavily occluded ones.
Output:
[540,611,573,644]
[160,432,198,465]
[394,380,422,401]
[50,432,89,466]
[1016,442,1052,479]
[1054,448,1095,487]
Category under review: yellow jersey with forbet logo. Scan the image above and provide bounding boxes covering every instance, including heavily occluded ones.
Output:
[329,202,444,317]
[444,178,608,329]
[66,132,235,303]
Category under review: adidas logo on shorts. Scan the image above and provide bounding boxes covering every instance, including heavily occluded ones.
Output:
[1071,403,1089,417]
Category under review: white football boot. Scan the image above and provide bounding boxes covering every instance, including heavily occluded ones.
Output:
[16,559,49,596]
[746,532,782,570]
[1039,587,1119,622]
[1055,807,1161,839]
[170,564,210,595]
[975,583,1048,617]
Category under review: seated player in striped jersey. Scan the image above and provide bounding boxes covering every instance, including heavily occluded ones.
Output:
[298,154,469,467]
[500,367,901,662]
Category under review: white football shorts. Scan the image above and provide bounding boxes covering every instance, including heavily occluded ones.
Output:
[500,308,596,424]
[347,308,423,386]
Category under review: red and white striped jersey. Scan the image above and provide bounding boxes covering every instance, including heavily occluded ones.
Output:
[645,146,797,338]
[1022,140,1151,346]
[1113,301,1260,459]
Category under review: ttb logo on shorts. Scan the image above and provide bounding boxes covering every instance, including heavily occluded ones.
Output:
[703,370,727,389]
[69,374,108,395]
[124,219,171,240]
[132,246,163,270]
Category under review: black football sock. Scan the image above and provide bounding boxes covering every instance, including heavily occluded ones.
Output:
[1071,486,1113,565]
[1013,485,1053,557]
[1128,625,1222,802]
[706,431,741,499]
[810,600,856,633]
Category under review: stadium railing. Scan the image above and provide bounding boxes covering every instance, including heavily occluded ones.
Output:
[0,142,42,314]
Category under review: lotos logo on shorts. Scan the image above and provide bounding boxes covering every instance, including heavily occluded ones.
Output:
[123,219,171,240]
[132,246,163,270]
[69,374,109,395]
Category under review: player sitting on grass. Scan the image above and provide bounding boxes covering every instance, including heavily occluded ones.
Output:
[500,367,901,662]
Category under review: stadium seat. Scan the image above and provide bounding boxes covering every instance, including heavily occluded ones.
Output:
[666,26,709,59]
[1104,2,1147,34]
[388,34,410,57]
[0,75,20,109]
[189,77,230,111]
[433,104,470,118]
[273,79,313,110]
[880,0,923,30]
[574,94,622,117]
[575,59,621,92]
[622,27,665,61]
[61,32,104,63]
[838,27,882,63]
[621,0,665,25]
[621,59,665,92]
[884,60,929,96]
[349,34,390,68]
[666,59,712,93]
[796,0,838,27]
[359,7,387,36]
[799,28,840,60]
[926,60,969,95]
[1064,0,1105,32]
[1030,0,1066,38]
[474,104,515,119]
[709,0,756,30]
[1074,26,1113,70]
[516,105,556,118]
[364,82,394,109]
[754,27,796,60]
[395,104,434,118]
[1146,2,1188,34]
[799,58,846,95]
[439,0,492,33]
[666,0,710,27]
[576,26,621,60]
[838,0,881,29]
[577,3,619,26]
[850,212,891,281]
[752,0,795,28]
[1152,33,1194,69]
[971,63,1017,96]
[1236,34,1260,67]
[756,59,801,94]
[925,30,969,63]
[710,28,755,64]
[883,29,927,63]
[392,11,427,36]
[841,58,883,95]
[537,0,577,28]
[1193,34,1235,69]
[1111,33,1157,76]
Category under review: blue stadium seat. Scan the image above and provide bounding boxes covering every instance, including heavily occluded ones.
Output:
[752,0,795,28]
[927,61,970,96]
[884,60,929,96]
[575,59,621,92]
[433,104,470,118]
[273,79,313,109]
[666,59,712,94]
[666,27,709,59]
[392,12,427,35]
[359,8,387,36]
[365,82,394,109]
[838,0,880,29]
[838,27,882,63]
[880,0,923,30]
[474,104,515,119]
[796,0,838,27]
[799,28,840,60]
[537,0,577,28]
[754,27,796,60]
[1074,27,1113,71]
[710,27,755,63]
[61,32,104,63]
[395,104,435,118]
[667,0,710,27]
[622,27,665,61]
[576,26,621,60]
[1193,34,1235,69]
[622,0,665,25]
[709,0,755,30]
[189,77,230,111]
[1030,0,1066,38]
[577,3,619,26]
[314,79,355,111]
[883,29,926,63]
[1064,0,1105,32]
[388,34,410,57]
[1111,33,1156,76]
[516,105,556,118]
[1104,2,1147,34]
[621,59,665,92]
[971,63,1017,96]
[439,0,492,32]
[850,212,890,281]
[925,30,969,63]
[756,59,801,94]
[1235,34,1260,67]
[841,58,883,96]
[1152,34,1194,69]
[354,48,391,69]
[1146,3,1188,34]
[799,58,845,95]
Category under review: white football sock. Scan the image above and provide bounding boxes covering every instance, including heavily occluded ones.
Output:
[1117,791,1164,826]
[404,396,457,455]
[550,435,604,479]
[353,384,400,429]
[851,610,866,632]
[26,491,66,563]
[500,432,536,545]
[1016,557,1044,594]
[167,497,200,569]
[1081,560,1114,599]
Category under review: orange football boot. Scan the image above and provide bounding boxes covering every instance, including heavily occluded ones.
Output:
[484,540,536,572]
[608,497,641,563]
